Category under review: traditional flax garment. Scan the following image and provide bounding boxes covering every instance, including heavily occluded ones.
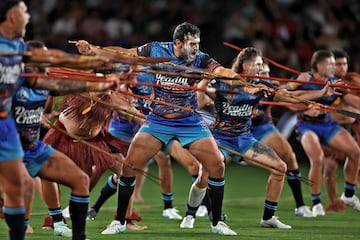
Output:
[43,92,130,177]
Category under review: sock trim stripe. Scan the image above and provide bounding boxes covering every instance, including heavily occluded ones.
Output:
[3,206,25,215]
[118,179,136,187]
[311,194,321,201]
[70,195,90,203]
[49,209,62,215]
[208,179,225,186]
[345,183,356,191]
[264,203,278,210]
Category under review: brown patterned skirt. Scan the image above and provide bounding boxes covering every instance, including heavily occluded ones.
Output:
[43,121,130,177]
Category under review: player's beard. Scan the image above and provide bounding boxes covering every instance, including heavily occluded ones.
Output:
[180,48,196,64]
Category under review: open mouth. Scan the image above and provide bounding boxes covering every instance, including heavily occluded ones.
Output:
[189,52,196,58]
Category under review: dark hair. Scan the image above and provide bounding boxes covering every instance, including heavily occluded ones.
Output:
[172,22,200,43]
[332,48,349,62]
[231,47,261,73]
[26,40,46,49]
[0,0,21,23]
[310,50,334,72]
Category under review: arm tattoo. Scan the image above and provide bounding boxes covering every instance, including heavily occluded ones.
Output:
[251,142,278,161]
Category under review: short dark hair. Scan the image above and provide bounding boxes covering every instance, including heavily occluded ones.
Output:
[26,40,46,50]
[0,0,21,23]
[310,50,334,72]
[172,22,200,43]
[332,48,349,62]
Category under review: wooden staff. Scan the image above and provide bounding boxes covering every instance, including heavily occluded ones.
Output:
[0,51,32,56]
[19,72,110,83]
[48,67,98,77]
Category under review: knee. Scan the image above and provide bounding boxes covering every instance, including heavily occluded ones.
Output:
[349,147,360,162]
[324,161,337,177]
[23,176,35,197]
[310,157,324,168]
[212,160,225,174]
[188,161,200,176]
[77,172,90,191]
[274,160,287,175]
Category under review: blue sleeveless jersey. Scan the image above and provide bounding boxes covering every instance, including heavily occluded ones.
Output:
[0,35,27,114]
[12,86,50,149]
[137,41,220,118]
[211,80,262,136]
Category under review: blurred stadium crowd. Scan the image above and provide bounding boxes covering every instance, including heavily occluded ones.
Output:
[25,0,360,78]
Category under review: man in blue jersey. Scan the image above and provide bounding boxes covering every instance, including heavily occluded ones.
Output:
[288,50,360,216]
[249,62,314,217]
[0,2,39,239]
[88,71,183,226]
[317,49,360,212]
[0,2,126,239]
[77,22,239,235]
[12,40,97,238]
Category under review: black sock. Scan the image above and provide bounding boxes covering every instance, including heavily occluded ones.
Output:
[287,169,305,208]
[263,200,277,220]
[48,207,63,222]
[92,176,117,213]
[162,192,173,209]
[24,219,29,235]
[69,194,89,240]
[344,182,356,197]
[208,177,224,226]
[185,203,198,217]
[4,208,25,240]
[201,189,212,213]
[116,176,136,224]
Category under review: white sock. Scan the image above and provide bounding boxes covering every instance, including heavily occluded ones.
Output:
[188,182,207,207]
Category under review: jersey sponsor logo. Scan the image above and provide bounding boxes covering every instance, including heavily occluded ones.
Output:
[154,73,189,88]
[14,105,44,125]
[0,63,21,84]
[222,102,253,117]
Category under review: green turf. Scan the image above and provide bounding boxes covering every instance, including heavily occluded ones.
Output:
[1,162,359,239]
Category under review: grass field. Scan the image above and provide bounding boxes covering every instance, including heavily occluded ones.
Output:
[1,161,359,239]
